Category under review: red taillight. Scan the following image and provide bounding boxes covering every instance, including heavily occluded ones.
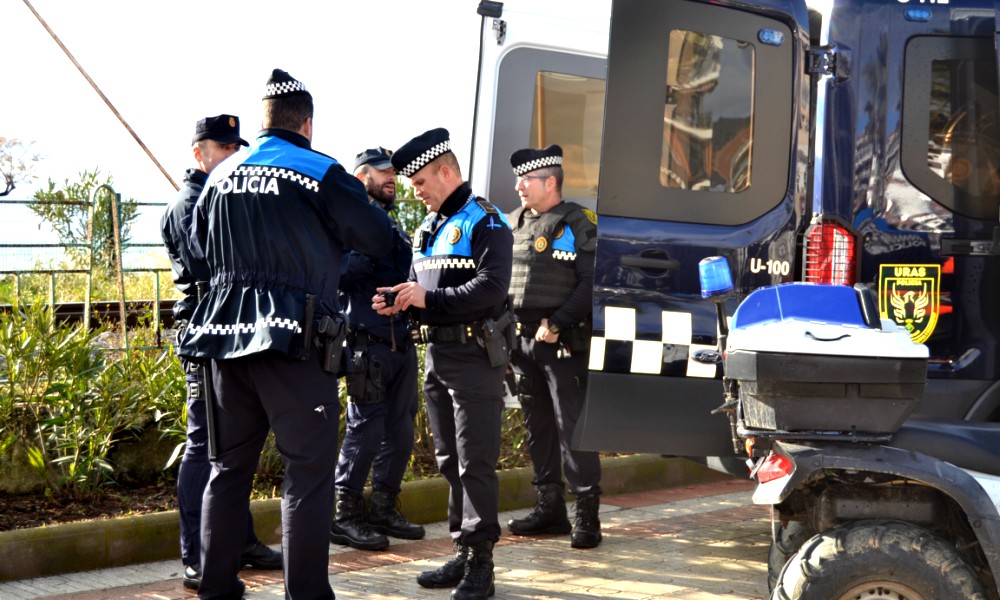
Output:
[804,219,857,285]
[756,453,793,483]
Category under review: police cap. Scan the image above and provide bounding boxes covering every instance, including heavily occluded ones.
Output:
[354,147,394,172]
[263,68,310,100]
[192,114,249,147]
[510,144,563,177]
[391,128,451,178]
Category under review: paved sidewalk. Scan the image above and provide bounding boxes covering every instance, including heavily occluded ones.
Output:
[1,478,768,600]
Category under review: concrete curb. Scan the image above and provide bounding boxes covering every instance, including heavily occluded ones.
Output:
[0,455,730,582]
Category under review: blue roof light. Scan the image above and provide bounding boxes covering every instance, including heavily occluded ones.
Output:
[699,256,734,299]
[758,29,784,47]
[904,8,931,22]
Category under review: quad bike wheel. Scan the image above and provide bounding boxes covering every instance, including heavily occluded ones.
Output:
[771,519,987,600]
[768,521,815,592]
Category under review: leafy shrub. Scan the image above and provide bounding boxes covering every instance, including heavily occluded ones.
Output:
[0,304,183,498]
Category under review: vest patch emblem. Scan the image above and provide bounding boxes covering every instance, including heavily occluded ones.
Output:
[582,208,598,225]
[534,236,548,253]
[448,226,462,245]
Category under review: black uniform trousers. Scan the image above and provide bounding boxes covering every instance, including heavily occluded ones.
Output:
[509,337,602,495]
[335,338,419,496]
[423,340,505,545]
[199,351,341,600]
[177,358,258,567]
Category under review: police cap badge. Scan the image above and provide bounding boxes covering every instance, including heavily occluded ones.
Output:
[510,144,563,177]
[192,114,249,147]
[391,128,451,178]
[263,68,310,100]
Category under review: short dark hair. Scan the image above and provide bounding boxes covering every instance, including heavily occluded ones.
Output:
[262,94,314,131]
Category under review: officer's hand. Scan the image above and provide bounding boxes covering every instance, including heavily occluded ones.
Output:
[392,281,427,311]
[373,287,401,316]
[536,318,560,344]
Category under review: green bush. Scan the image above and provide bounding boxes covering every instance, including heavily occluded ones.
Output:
[0,304,184,499]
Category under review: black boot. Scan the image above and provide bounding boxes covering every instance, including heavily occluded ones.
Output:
[329,491,389,551]
[570,493,602,549]
[417,543,468,588]
[451,540,495,600]
[369,489,426,540]
[508,483,571,536]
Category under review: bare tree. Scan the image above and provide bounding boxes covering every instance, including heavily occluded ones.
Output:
[0,137,43,197]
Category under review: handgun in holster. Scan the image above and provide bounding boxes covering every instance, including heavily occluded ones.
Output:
[479,302,514,368]
[317,314,348,374]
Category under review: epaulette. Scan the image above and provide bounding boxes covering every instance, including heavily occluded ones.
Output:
[476,199,499,215]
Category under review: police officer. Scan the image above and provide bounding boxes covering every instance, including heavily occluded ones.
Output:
[328,147,424,551]
[160,114,282,590]
[178,69,392,600]
[505,145,603,549]
[375,128,513,600]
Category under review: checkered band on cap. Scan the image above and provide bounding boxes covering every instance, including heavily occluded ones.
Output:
[510,144,564,176]
[262,68,310,100]
[265,80,307,97]
[513,155,563,177]
[398,139,451,178]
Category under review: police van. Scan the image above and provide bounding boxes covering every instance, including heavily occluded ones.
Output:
[468,0,1000,464]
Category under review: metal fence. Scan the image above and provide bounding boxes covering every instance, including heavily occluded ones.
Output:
[0,188,175,348]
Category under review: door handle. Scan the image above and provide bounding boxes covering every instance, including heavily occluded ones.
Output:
[620,255,680,271]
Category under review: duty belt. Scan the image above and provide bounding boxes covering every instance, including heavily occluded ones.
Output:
[414,323,478,344]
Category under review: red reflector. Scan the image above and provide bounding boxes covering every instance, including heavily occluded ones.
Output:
[804,220,856,285]
[756,454,793,483]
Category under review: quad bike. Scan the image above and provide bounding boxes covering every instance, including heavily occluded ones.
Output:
[698,256,1000,599]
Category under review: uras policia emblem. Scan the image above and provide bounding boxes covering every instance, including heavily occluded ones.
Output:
[878,264,940,344]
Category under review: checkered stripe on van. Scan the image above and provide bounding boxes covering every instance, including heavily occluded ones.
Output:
[588,306,718,378]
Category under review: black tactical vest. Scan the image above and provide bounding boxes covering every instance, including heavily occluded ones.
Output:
[509,202,591,311]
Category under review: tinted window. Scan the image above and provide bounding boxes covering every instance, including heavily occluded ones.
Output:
[529,71,605,200]
[489,49,605,212]
[902,36,1000,220]
[662,30,754,194]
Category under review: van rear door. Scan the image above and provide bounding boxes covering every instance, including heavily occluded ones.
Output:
[575,0,810,455]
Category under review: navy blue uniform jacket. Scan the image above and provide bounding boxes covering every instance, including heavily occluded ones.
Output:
[178,129,392,360]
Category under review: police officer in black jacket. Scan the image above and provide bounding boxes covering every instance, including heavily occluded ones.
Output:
[328,147,424,551]
[375,128,513,600]
[178,69,392,600]
[160,114,281,591]
[505,145,603,549]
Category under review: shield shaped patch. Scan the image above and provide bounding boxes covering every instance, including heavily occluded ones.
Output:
[878,264,940,344]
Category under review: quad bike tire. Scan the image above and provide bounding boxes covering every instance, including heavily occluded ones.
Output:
[771,519,987,600]
[768,521,815,592]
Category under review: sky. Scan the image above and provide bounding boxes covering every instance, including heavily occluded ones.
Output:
[0,0,485,242]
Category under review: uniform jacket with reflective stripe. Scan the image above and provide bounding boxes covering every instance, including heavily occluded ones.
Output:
[410,182,513,326]
[177,129,392,360]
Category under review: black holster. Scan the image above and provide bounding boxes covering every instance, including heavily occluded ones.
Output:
[560,319,592,354]
[478,307,514,368]
[345,333,385,404]
[315,314,348,374]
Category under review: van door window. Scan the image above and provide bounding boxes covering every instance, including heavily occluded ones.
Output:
[598,0,792,226]
[529,71,606,201]
[662,30,753,194]
[901,36,1000,220]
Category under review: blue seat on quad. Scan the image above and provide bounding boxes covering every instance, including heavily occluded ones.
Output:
[891,417,1000,477]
